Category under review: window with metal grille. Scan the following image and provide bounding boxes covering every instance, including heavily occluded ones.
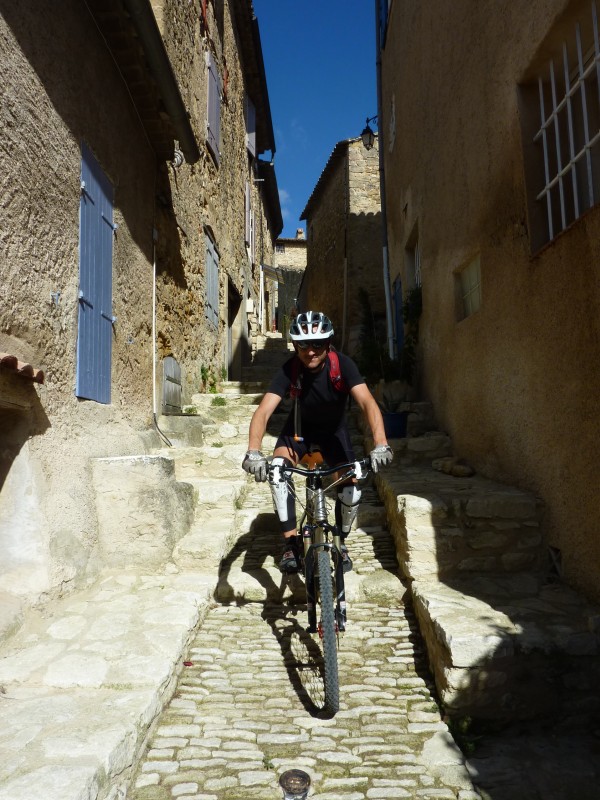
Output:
[520,1,600,251]
[458,255,482,319]
[205,233,219,328]
[405,236,421,289]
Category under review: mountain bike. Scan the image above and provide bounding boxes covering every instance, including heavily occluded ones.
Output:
[268,454,371,716]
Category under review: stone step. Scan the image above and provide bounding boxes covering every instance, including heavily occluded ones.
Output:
[373,454,600,724]
[377,465,543,580]
[412,576,600,722]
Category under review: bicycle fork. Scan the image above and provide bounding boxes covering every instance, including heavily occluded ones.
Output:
[303,525,347,634]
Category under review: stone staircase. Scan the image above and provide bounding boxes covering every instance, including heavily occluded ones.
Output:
[360,416,600,725]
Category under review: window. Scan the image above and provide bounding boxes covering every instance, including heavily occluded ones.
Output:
[458,255,482,319]
[275,243,285,253]
[206,50,221,165]
[245,181,255,263]
[76,143,114,404]
[245,94,256,157]
[520,1,600,250]
[405,230,421,288]
[205,233,219,327]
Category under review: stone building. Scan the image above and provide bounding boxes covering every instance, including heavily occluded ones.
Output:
[299,137,385,359]
[0,0,281,619]
[269,228,307,333]
[379,0,600,601]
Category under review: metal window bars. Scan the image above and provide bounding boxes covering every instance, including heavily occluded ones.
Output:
[534,1,600,243]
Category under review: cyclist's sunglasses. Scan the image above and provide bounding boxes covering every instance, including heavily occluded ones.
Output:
[296,340,328,351]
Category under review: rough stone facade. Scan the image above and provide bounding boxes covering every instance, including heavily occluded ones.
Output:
[0,0,281,612]
[380,0,600,602]
[272,231,307,333]
[300,138,384,357]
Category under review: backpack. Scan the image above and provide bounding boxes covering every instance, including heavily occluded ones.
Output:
[289,350,349,398]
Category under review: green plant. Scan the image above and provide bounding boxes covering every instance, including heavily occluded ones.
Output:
[220,365,227,381]
[200,364,220,393]
[447,715,483,756]
[211,441,223,448]
[378,388,409,413]
[183,405,198,415]
[210,395,226,407]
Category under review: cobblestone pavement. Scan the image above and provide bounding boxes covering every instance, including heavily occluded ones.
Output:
[128,483,479,800]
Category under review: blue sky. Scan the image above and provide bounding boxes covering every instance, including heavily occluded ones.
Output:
[252,1,378,238]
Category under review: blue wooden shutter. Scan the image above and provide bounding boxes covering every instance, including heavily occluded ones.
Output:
[76,142,114,403]
[205,235,219,327]
[206,51,221,164]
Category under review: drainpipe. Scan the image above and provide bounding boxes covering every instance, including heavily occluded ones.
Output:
[121,0,200,163]
[374,0,395,359]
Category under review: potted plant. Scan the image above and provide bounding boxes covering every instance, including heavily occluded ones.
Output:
[375,381,412,438]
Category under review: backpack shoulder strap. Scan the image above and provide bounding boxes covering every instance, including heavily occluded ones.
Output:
[289,356,302,398]
[327,350,349,394]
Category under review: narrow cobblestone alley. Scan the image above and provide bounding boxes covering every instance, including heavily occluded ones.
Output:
[128,475,479,800]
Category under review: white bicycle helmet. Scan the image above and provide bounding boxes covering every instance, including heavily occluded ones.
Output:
[289,311,334,342]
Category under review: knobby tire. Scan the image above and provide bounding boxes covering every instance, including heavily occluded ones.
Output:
[317,548,339,715]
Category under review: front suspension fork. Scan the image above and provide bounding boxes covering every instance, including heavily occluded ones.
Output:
[304,525,346,634]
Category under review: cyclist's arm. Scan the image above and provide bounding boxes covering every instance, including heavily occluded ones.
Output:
[248,391,282,450]
[350,383,388,447]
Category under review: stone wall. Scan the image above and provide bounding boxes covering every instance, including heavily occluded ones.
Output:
[301,139,384,357]
[0,0,279,611]
[153,0,276,394]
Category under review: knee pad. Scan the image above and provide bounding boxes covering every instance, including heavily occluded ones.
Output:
[269,457,296,529]
[336,484,362,535]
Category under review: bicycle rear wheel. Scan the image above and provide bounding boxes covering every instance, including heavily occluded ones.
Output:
[317,548,339,715]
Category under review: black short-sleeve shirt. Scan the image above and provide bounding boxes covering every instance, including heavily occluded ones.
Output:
[268,351,364,434]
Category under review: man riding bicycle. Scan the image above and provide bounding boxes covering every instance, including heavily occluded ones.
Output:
[242,310,393,574]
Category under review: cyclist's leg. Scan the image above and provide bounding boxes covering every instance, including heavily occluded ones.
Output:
[319,427,360,572]
[270,433,305,572]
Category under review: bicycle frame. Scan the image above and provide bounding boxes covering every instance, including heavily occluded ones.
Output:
[267,456,370,716]
[270,457,371,634]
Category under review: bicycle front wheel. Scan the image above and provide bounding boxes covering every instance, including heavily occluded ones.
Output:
[317,548,339,715]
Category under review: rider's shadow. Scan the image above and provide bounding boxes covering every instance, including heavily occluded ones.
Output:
[215,512,333,717]
[215,512,304,606]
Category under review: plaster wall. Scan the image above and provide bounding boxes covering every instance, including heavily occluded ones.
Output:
[0,0,158,602]
[381,0,600,601]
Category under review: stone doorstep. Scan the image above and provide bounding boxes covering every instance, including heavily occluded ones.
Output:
[411,576,600,721]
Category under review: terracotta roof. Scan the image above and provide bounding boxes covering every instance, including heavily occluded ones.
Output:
[0,353,45,384]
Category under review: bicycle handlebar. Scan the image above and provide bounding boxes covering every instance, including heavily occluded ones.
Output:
[267,456,372,481]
